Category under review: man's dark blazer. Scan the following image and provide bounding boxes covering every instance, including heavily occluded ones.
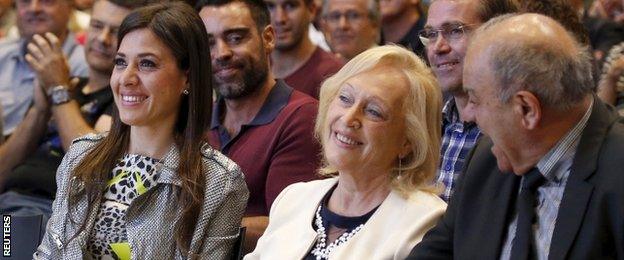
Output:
[407,98,624,260]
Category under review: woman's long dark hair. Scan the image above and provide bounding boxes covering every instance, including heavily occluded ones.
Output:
[67,2,212,255]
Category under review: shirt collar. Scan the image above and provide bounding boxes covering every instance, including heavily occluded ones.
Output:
[211,79,293,129]
[536,98,594,182]
[442,98,459,124]
[442,97,478,129]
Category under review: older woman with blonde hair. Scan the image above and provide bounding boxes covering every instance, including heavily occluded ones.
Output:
[246,45,446,260]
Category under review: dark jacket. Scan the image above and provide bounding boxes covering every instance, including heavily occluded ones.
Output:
[408,98,624,260]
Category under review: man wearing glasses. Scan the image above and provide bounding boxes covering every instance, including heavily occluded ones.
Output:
[320,0,381,62]
[419,0,515,202]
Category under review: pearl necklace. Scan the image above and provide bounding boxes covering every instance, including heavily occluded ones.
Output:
[310,205,364,260]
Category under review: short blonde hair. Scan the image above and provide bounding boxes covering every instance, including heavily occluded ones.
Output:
[315,45,442,195]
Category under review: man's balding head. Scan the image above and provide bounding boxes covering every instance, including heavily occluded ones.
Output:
[463,13,594,174]
[465,13,593,111]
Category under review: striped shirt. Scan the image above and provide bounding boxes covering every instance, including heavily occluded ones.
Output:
[499,100,593,260]
[437,98,482,202]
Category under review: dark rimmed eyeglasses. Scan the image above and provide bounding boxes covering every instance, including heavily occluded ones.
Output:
[418,24,475,47]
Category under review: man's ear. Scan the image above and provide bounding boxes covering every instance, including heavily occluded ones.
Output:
[262,24,276,54]
[511,90,541,130]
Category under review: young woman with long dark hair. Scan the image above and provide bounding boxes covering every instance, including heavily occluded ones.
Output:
[34,3,248,259]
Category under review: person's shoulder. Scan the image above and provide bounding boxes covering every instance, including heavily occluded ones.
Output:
[200,142,243,175]
[57,133,107,183]
[402,189,447,213]
[313,48,343,71]
[288,89,319,107]
[582,102,624,162]
[64,133,106,158]
[315,47,343,66]
[275,88,318,122]
[71,132,106,143]
[284,178,336,192]
[70,132,106,148]
[0,38,21,58]
[589,117,624,177]
[604,116,624,143]
[463,136,498,174]
[272,178,336,207]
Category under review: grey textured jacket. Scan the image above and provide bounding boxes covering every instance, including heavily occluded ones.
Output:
[33,133,249,259]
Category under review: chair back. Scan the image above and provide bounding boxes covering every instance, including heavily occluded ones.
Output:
[230,226,246,260]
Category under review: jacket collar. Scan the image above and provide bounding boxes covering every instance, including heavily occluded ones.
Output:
[210,79,293,130]
[154,143,182,187]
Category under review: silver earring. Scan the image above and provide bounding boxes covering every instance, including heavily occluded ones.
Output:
[183,89,190,95]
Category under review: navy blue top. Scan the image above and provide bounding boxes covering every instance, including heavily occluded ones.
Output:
[304,185,380,259]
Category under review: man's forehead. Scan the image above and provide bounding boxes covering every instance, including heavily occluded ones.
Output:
[426,0,480,27]
[327,0,367,11]
[17,0,71,8]
[266,0,304,5]
[464,45,496,93]
[202,2,253,18]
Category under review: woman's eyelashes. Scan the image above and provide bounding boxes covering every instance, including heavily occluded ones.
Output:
[139,59,157,69]
[114,57,127,68]
[338,93,386,120]
[365,106,384,119]
[113,57,159,71]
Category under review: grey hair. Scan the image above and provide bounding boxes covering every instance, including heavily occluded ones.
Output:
[472,13,594,111]
[321,0,381,25]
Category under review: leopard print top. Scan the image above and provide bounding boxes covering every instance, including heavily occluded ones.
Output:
[87,154,160,260]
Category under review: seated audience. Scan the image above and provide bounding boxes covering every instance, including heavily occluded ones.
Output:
[0,0,145,226]
[320,0,380,62]
[380,0,426,56]
[408,13,624,259]
[0,0,88,138]
[246,45,446,259]
[34,2,248,259]
[197,0,321,252]
[265,0,343,99]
